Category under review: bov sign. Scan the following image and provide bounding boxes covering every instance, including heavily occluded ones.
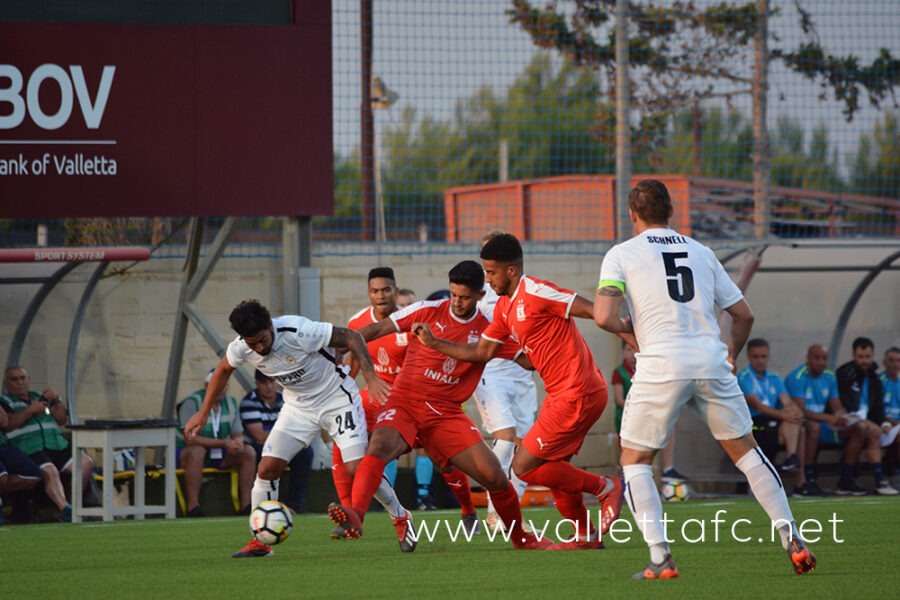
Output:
[0,64,115,130]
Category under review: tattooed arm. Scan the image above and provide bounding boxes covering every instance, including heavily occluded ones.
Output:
[593,285,638,350]
[329,326,390,403]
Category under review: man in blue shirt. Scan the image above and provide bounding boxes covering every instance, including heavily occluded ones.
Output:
[879,347,900,483]
[738,339,808,495]
[836,337,897,495]
[784,344,851,496]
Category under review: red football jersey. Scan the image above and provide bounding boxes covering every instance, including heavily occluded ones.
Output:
[347,306,409,386]
[389,300,520,408]
[482,275,605,397]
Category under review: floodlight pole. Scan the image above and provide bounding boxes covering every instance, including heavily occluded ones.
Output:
[360,0,375,241]
[615,0,631,242]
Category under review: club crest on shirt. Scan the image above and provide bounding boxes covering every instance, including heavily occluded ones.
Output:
[516,303,525,321]
[285,354,295,364]
[442,357,457,374]
[468,334,480,344]
[377,347,389,366]
[396,332,408,346]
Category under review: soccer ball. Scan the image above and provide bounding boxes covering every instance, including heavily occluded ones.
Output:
[660,480,692,502]
[249,501,293,545]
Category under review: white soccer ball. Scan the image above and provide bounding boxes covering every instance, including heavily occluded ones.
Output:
[249,500,293,545]
[660,480,692,502]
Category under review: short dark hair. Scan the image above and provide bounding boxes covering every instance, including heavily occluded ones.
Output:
[852,337,874,351]
[254,369,271,382]
[448,260,484,293]
[628,179,672,224]
[886,346,900,356]
[480,233,522,263]
[229,300,271,338]
[747,338,769,351]
[426,289,451,301]
[368,267,395,283]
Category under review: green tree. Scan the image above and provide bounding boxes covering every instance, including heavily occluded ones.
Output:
[367,54,614,237]
[851,111,900,199]
[507,0,900,237]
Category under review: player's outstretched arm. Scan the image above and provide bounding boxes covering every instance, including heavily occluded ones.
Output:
[184,356,235,442]
[331,326,390,403]
[723,299,755,364]
[593,285,638,350]
[357,318,398,343]
[411,322,500,364]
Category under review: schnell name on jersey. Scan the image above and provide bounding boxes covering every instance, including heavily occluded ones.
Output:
[646,235,687,245]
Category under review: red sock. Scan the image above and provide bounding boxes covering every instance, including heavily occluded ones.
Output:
[441,467,476,515]
[331,445,353,506]
[552,488,595,539]
[520,460,606,496]
[489,483,526,541]
[350,454,386,519]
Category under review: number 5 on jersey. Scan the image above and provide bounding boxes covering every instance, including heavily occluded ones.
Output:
[662,252,695,302]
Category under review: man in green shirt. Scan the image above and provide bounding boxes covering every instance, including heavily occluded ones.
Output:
[1,365,95,522]
[177,369,256,517]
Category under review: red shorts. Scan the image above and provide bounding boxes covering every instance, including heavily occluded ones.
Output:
[359,388,383,432]
[373,396,484,467]
[522,387,607,461]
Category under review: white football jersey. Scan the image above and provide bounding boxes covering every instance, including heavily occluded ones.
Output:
[478,281,533,381]
[599,228,743,383]
[225,315,353,408]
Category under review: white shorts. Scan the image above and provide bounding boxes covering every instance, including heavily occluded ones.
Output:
[473,376,537,437]
[263,384,368,463]
[620,377,753,451]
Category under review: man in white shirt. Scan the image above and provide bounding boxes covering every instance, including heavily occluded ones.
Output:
[593,179,816,579]
[184,300,412,558]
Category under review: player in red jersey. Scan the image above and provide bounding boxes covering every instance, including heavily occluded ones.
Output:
[412,234,626,550]
[327,260,552,550]
[328,268,409,539]
[332,267,479,539]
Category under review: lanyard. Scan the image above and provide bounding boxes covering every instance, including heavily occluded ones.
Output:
[751,370,767,400]
[210,406,221,439]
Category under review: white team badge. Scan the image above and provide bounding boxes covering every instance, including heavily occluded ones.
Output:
[516,304,525,321]
[377,347,389,366]
[467,333,480,344]
[396,332,408,346]
[442,357,457,374]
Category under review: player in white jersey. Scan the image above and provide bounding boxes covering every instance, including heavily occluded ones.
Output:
[474,230,537,531]
[593,179,816,579]
[184,300,413,558]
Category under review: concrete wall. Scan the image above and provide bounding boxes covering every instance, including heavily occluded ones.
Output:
[2,242,898,474]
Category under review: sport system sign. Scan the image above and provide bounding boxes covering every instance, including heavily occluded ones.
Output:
[0,1,332,218]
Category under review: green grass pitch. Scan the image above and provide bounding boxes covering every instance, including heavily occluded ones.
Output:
[2,496,897,599]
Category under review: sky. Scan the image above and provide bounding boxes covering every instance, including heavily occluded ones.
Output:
[331,0,900,172]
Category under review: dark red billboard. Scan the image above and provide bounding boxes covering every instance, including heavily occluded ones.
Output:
[0,1,332,218]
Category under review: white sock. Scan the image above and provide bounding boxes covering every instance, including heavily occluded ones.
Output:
[623,464,670,563]
[251,476,279,510]
[373,476,405,519]
[487,439,517,514]
[511,469,528,501]
[735,447,798,550]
